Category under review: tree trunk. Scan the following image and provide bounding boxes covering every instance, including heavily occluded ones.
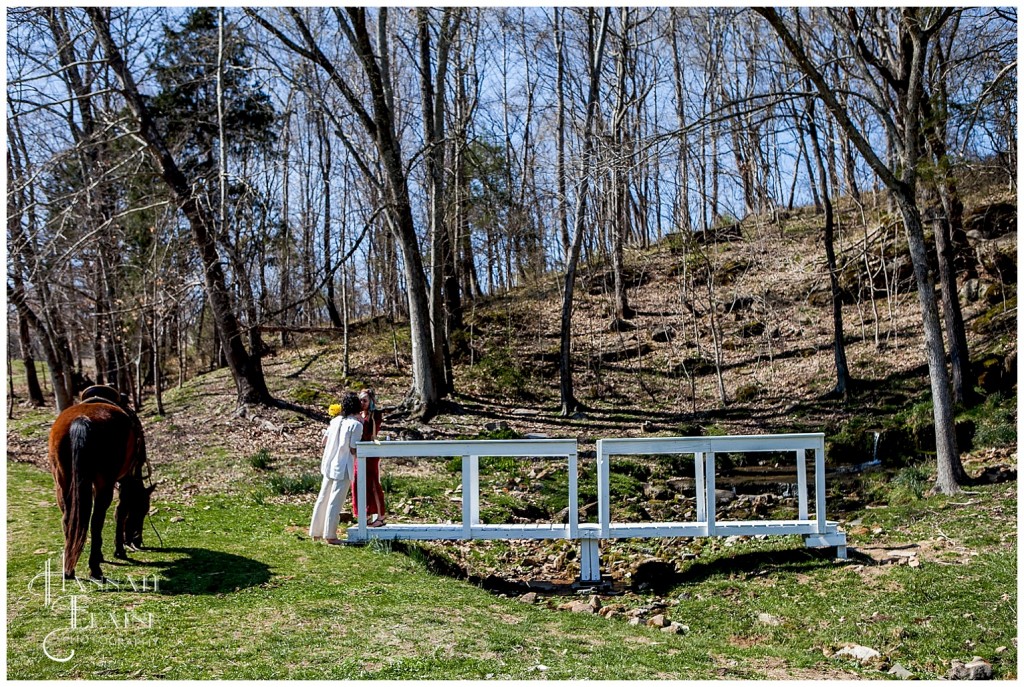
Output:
[559,8,610,416]
[17,312,45,406]
[90,8,271,406]
[805,89,852,397]
[755,7,966,493]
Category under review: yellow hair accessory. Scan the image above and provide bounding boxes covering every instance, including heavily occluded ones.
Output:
[328,403,342,417]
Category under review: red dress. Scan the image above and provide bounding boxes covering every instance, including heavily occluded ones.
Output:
[352,409,385,519]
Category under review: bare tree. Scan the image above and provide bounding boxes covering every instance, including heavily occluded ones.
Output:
[756,7,967,493]
[249,7,442,419]
[89,7,272,406]
[559,8,610,415]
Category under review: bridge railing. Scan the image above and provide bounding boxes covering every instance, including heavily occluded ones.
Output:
[351,439,578,543]
[596,433,828,539]
[353,433,845,581]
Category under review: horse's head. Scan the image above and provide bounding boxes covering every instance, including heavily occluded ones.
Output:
[121,478,157,548]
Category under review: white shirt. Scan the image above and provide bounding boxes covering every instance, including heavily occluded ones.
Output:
[320,415,361,481]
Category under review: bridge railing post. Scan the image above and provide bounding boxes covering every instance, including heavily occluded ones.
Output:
[462,455,479,538]
[815,437,826,534]
[597,440,610,538]
[797,448,809,521]
[568,447,579,539]
[704,452,716,537]
[695,451,706,524]
[357,454,367,541]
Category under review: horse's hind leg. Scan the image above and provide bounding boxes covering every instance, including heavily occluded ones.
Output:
[89,485,114,581]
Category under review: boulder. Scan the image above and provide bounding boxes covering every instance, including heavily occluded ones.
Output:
[646,614,668,628]
[667,477,696,496]
[887,664,914,679]
[835,643,882,665]
[946,657,993,680]
[651,326,676,343]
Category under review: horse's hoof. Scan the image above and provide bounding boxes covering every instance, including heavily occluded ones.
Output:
[63,572,76,581]
[114,550,129,560]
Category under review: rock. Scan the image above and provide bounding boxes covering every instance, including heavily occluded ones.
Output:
[715,488,737,505]
[589,595,602,612]
[257,419,282,433]
[646,614,668,628]
[570,601,595,614]
[523,433,549,439]
[643,483,670,501]
[605,611,620,620]
[661,622,687,635]
[510,408,540,417]
[169,516,185,523]
[757,613,783,627]
[628,617,642,626]
[888,663,914,679]
[995,646,1007,654]
[963,200,1016,239]
[519,592,538,604]
[651,326,676,343]
[557,601,575,611]
[835,643,882,665]
[484,421,509,432]
[947,657,993,680]
[666,477,695,496]
[960,278,982,302]
[397,427,424,441]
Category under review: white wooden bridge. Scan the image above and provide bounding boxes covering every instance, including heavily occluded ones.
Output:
[351,433,847,583]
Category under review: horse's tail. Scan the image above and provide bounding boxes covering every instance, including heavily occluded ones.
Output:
[63,416,94,578]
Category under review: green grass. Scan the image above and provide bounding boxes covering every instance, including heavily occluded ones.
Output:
[247,448,275,471]
[267,472,320,495]
[7,458,1017,679]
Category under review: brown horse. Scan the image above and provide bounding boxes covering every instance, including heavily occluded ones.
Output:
[48,386,155,580]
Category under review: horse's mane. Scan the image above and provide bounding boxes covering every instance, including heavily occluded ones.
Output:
[80,385,127,408]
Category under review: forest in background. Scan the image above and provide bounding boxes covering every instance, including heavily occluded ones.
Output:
[6,8,1017,495]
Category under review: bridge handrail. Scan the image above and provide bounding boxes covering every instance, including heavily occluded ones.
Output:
[353,438,579,542]
[597,432,824,455]
[357,438,578,458]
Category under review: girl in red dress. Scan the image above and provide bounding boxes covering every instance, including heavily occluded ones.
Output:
[352,389,386,526]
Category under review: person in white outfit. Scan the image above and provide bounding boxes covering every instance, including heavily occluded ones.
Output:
[309,392,362,544]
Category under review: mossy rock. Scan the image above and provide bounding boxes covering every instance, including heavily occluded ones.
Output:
[739,321,765,338]
[972,295,1017,336]
[734,383,760,403]
[964,201,1016,239]
[718,258,751,285]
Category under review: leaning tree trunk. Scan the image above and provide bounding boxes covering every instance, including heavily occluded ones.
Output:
[90,8,271,406]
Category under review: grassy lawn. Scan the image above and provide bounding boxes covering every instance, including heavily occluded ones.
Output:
[6,459,1016,679]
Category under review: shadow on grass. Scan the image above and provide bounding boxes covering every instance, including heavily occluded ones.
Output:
[667,546,845,591]
[112,547,272,595]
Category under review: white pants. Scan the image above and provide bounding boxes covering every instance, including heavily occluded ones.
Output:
[309,474,351,539]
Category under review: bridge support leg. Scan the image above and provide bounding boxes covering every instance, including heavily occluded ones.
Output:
[804,533,848,560]
[579,538,601,584]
